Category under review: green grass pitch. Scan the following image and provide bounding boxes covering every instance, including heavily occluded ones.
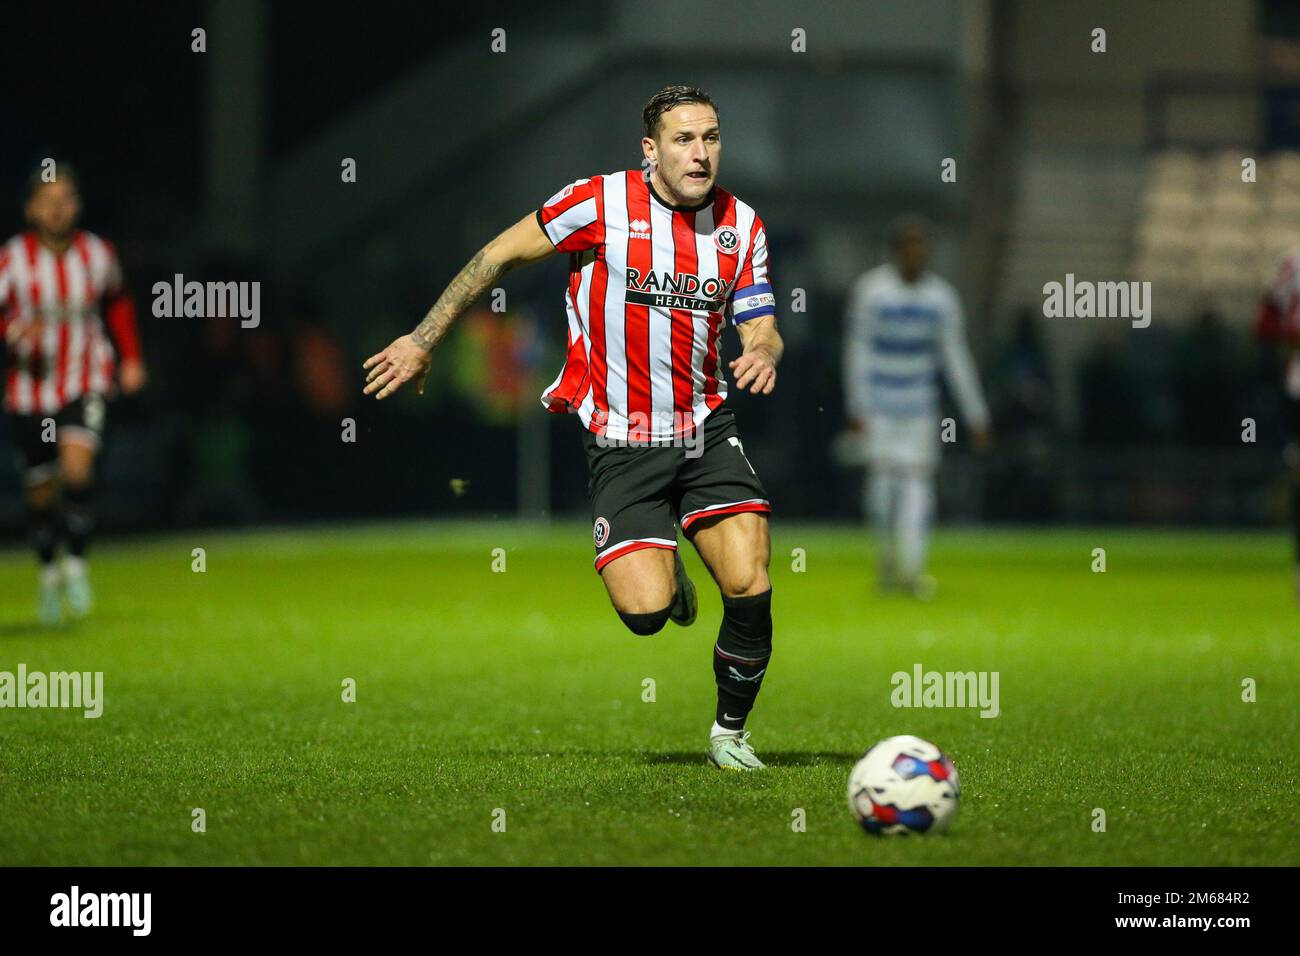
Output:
[0,522,1296,866]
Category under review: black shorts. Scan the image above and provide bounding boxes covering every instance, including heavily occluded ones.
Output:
[582,402,771,572]
[8,393,107,485]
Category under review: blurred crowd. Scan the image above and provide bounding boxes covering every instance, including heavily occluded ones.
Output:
[1,252,1287,532]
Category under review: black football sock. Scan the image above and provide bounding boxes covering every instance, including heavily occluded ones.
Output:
[712,589,773,732]
[618,603,673,636]
[28,501,58,566]
[62,481,95,559]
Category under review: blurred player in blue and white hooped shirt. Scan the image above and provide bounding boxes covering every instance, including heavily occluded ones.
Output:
[842,216,991,598]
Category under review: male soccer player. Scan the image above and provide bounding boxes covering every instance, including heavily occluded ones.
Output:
[0,166,146,623]
[364,86,782,769]
[1255,248,1300,601]
[843,216,989,597]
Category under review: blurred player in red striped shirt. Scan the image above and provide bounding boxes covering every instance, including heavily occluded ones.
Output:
[0,165,147,624]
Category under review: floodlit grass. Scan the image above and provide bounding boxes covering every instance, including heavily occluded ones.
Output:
[0,522,1295,865]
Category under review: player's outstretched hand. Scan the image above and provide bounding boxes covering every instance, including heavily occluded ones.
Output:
[363,334,432,400]
[729,350,776,395]
[119,357,148,395]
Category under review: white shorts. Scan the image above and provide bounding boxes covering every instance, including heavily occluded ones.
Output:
[867,414,939,471]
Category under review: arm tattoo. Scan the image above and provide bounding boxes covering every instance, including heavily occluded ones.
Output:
[410,249,507,350]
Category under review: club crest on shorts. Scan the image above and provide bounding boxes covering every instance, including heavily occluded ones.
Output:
[712,225,740,254]
[593,517,610,548]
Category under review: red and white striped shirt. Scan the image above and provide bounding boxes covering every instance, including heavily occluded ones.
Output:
[536,169,775,442]
[0,230,140,415]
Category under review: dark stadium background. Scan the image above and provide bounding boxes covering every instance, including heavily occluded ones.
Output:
[3,0,1299,535]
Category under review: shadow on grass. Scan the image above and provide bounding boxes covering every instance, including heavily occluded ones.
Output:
[0,618,83,639]
[645,751,856,767]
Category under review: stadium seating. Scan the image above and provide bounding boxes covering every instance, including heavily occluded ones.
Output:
[1132,147,1300,322]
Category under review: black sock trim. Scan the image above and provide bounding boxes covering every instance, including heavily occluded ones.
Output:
[721,588,772,609]
[61,481,95,558]
[618,603,673,636]
[28,504,58,565]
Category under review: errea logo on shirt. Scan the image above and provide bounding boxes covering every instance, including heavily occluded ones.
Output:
[629,218,651,239]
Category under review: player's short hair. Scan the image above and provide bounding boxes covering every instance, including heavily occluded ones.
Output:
[26,162,80,201]
[642,86,718,140]
[889,213,932,250]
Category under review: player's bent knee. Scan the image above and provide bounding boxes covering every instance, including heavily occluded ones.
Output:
[719,563,770,599]
[600,547,676,614]
[26,481,57,510]
[617,604,672,636]
[608,575,676,633]
[58,464,94,488]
